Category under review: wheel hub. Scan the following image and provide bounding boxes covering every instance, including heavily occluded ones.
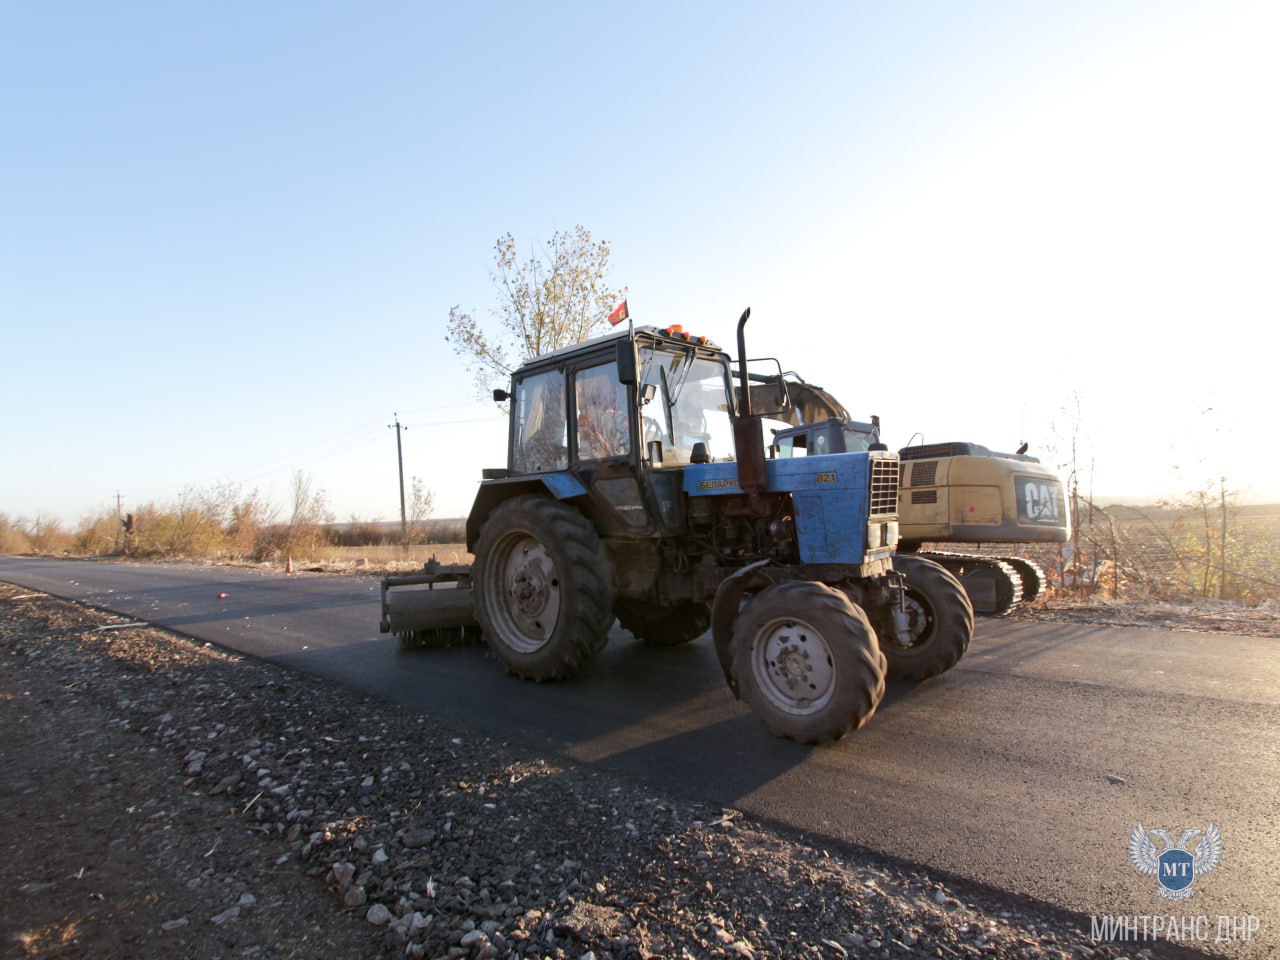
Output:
[511,558,550,617]
[492,535,561,648]
[894,594,931,649]
[756,621,836,713]
[774,643,811,686]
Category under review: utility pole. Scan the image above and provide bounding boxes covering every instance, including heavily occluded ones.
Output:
[1218,475,1228,600]
[389,415,408,549]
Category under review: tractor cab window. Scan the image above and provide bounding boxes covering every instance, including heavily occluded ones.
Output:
[774,430,830,457]
[574,360,631,461]
[511,368,568,474]
[841,426,874,452]
[776,432,807,457]
[639,347,734,465]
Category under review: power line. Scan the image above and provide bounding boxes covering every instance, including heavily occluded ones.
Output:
[401,415,504,429]
[223,417,387,481]
[218,428,386,488]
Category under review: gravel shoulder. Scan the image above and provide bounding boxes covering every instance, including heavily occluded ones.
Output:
[1,581,1223,960]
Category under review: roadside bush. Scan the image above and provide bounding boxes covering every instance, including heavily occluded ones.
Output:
[328,515,392,548]
[5,514,74,555]
[64,484,287,562]
[0,514,33,554]
[12,475,459,564]
[73,510,124,556]
[425,517,466,544]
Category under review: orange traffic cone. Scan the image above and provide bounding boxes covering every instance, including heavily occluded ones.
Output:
[286,556,294,574]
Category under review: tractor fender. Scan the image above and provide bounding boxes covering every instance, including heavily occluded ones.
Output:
[711,559,776,699]
[465,474,589,549]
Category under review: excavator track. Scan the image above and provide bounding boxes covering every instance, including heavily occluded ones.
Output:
[1001,557,1047,604]
[918,553,1024,617]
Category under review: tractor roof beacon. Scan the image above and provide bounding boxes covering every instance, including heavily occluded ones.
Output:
[381,310,973,743]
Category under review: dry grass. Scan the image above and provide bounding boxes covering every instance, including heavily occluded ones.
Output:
[307,543,473,571]
[1043,503,1280,605]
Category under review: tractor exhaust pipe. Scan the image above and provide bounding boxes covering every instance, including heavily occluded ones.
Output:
[732,307,769,506]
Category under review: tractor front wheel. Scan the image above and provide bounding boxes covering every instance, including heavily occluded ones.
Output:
[473,496,615,681]
[729,580,886,743]
[879,556,973,679]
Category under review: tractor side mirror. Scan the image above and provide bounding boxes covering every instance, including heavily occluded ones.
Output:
[616,341,637,385]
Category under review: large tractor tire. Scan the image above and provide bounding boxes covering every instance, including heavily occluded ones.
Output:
[472,496,615,681]
[881,555,974,680]
[615,599,711,646]
[729,580,886,744]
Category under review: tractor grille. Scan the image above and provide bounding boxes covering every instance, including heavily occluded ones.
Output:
[909,460,938,487]
[869,456,899,518]
[911,489,938,505]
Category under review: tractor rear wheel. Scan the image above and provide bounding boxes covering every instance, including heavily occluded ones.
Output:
[473,496,615,681]
[615,600,711,646]
[729,580,886,743]
[881,556,973,679]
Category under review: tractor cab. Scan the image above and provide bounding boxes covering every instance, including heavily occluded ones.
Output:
[473,324,789,545]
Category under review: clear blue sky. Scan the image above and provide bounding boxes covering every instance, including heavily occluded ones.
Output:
[3,1,1275,526]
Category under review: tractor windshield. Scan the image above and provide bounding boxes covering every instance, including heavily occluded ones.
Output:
[842,423,878,452]
[638,347,734,464]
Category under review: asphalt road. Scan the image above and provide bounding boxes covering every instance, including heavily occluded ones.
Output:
[2,556,1275,954]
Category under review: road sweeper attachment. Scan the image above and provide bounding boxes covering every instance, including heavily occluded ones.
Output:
[380,556,480,648]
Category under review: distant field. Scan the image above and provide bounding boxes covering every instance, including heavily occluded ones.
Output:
[312,543,473,567]
[966,502,1280,604]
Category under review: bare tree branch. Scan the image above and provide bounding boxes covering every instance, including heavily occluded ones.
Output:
[446,226,627,398]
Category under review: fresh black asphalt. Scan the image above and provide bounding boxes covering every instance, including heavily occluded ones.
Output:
[1,556,1274,954]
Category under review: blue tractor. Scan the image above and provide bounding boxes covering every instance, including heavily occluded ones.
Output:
[381,310,972,743]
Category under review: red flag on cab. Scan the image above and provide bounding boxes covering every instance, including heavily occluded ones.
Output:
[607,299,629,326]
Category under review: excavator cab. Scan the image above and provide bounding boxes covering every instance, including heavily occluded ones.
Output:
[774,416,882,458]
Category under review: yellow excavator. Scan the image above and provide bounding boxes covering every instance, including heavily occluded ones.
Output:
[770,381,1068,616]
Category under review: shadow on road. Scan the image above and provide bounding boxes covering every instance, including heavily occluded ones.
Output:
[291,628,972,807]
